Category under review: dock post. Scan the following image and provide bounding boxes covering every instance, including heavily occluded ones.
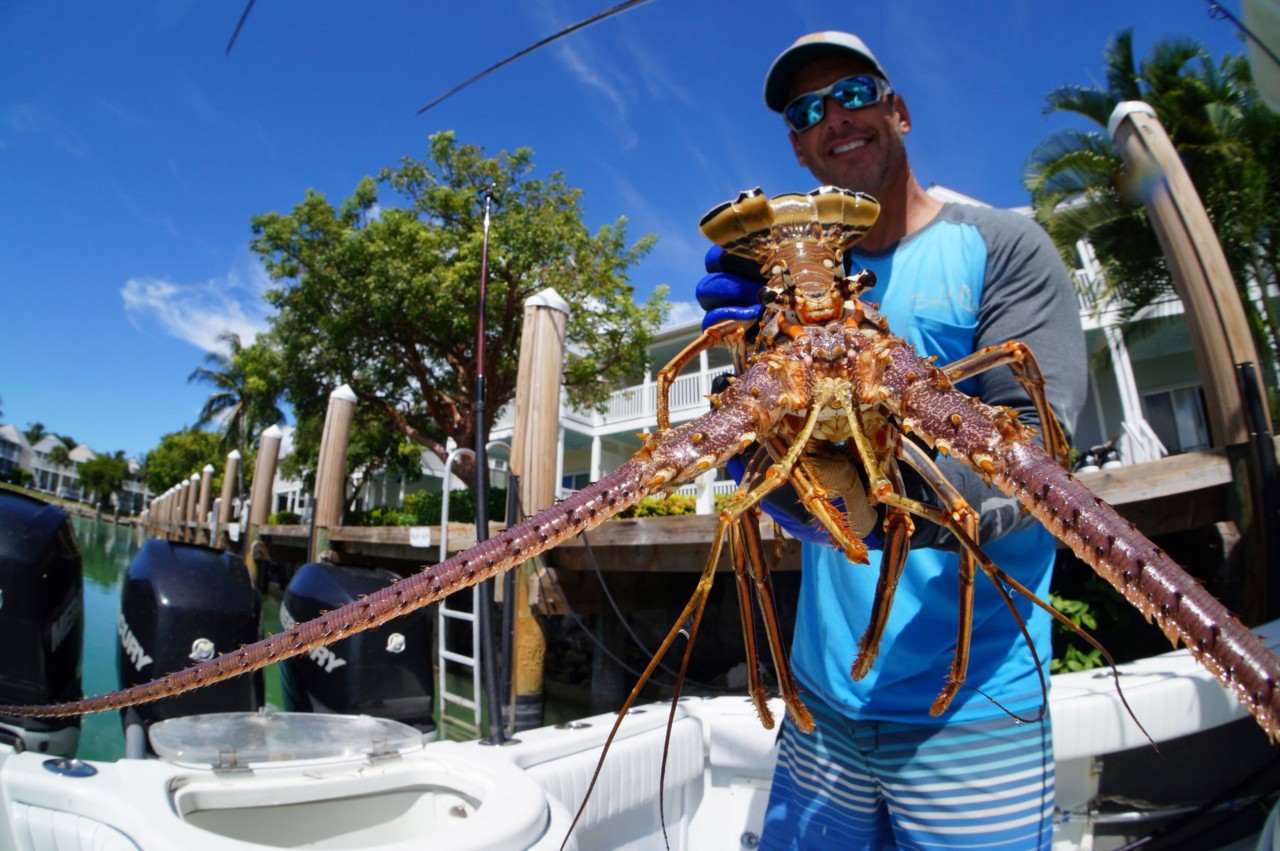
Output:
[216,450,241,550]
[196,464,214,546]
[245,425,282,584]
[310,385,358,564]
[1109,101,1277,621]
[507,288,570,731]
[179,479,193,542]
[187,472,201,542]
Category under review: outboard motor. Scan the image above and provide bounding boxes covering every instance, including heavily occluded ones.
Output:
[118,539,262,756]
[0,491,83,756]
[280,562,435,738]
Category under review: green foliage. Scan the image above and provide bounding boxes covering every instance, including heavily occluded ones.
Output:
[619,493,697,518]
[346,505,415,527]
[402,486,508,525]
[77,454,130,509]
[143,429,221,493]
[250,132,667,483]
[188,331,286,463]
[268,511,301,525]
[1026,30,1280,401]
[0,467,32,487]
[45,444,71,468]
[1049,593,1104,673]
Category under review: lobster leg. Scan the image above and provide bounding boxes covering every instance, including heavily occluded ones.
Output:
[939,340,1072,469]
[729,448,783,728]
[842,399,982,714]
[898,438,982,715]
[655,318,746,432]
[568,385,849,839]
[729,516,775,727]
[848,455,914,681]
[733,504,815,731]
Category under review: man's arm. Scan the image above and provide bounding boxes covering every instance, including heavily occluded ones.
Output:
[900,208,1088,550]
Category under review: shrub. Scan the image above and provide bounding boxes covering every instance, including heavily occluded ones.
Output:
[620,493,697,518]
[403,487,508,525]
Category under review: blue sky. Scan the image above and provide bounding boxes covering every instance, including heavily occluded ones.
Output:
[0,1,1249,460]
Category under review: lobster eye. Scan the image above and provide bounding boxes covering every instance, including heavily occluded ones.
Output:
[757,288,779,306]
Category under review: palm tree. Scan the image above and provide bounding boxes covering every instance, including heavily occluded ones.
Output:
[1024,30,1280,385]
[24,422,48,445]
[188,331,286,492]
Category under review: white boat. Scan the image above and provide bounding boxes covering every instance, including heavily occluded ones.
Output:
[0,620,1276,851]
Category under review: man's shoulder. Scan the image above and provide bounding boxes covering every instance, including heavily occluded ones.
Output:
[937,201,1041,234]
[936,201,1058,258]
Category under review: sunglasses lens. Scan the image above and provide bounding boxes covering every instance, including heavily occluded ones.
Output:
[785,95,824,132]
[832,76,880,110]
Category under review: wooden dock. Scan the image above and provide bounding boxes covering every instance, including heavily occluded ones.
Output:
[255,442,1241,578]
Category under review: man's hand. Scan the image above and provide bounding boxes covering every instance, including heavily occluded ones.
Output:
[697,248,884,550]
[695,246,765,330]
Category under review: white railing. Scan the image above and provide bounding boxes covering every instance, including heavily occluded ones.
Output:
[494,368,736,434]
[1119,419,1167,465]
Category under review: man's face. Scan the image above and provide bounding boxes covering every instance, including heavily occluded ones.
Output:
[786,55,910,196]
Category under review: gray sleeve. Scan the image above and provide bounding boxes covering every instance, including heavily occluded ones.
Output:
[902,206,1088,550]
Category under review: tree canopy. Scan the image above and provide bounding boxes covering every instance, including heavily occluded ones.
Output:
[1025,29,1280,388]
[78,452,130,512]
[143,428,222,494]
[251,132,666,482]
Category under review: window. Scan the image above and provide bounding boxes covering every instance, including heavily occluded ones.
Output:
[561,472,592,491]
[1142,386,1210,454]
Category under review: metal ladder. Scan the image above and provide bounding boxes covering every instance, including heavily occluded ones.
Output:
[434,442,510,741]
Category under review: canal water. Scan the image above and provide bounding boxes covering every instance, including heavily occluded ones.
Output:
[67,515,587,762]
[70,515,283,761]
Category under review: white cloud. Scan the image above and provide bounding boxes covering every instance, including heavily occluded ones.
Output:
[121,260,273,352]
[661,300,704,331]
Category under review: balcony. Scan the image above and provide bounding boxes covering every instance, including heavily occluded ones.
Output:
[494,367,734,437]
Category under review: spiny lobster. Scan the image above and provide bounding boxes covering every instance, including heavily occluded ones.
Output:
[3,188,1279,771]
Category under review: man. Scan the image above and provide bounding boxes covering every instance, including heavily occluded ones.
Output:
[697,32,1087,849]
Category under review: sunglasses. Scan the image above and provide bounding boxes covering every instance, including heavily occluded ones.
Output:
[783,74,893,133]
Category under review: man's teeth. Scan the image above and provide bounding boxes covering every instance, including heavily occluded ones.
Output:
[832,139,867,155]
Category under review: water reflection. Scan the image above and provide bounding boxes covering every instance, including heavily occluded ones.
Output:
[69,516,137,761]
[67,517,282,762]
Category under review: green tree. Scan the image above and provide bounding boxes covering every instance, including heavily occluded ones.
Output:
[143,429,221,494]
[78,452,130,513]
[1025,30,1280,395]
[251,131,666,484]
[280,404,427,516]
[23,422,47,445]
[46,443,71,469]
[188,331,286,489]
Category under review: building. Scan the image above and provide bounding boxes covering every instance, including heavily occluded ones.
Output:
[0,425,31,479]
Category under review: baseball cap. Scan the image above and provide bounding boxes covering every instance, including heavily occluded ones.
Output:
[764,32,891,112]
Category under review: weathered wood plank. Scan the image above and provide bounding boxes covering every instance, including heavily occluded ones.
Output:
[253,443,1265,573]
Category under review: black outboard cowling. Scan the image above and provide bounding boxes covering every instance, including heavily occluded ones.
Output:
[118,539,262,754]
[0,491,83,756]
[280,562,435,737]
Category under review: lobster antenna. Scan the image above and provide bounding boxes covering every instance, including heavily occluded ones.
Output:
[415,0,655,115]
[224,0,257,56]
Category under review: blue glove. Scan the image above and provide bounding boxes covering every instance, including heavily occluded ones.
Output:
[724,454,884,549]
[696,246,765,330]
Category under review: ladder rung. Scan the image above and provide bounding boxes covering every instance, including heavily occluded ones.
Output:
[439,608,477,622]
[441,693,478,710]
[440,650,478,666]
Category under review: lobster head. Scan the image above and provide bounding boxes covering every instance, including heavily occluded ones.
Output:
[700,187,881,326]
[699,186,880,266]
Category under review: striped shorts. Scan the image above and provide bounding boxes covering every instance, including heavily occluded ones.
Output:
[759,693,1055,850]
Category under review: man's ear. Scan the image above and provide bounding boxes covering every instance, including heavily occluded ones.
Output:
[789,131,807,168]
[892,94,912,134]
